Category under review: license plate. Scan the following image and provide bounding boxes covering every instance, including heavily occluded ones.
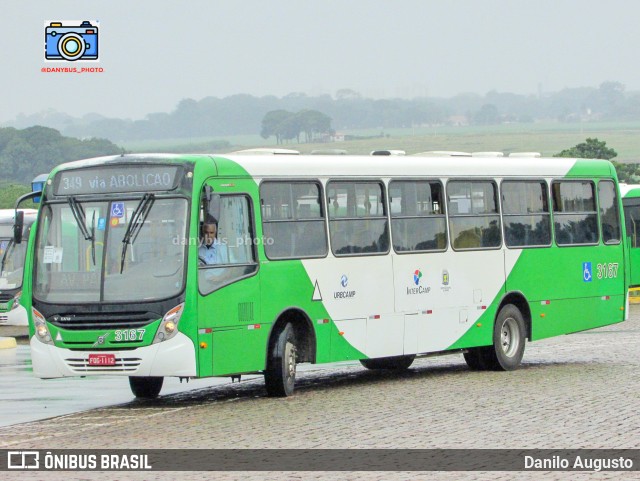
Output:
[88,354,116,366]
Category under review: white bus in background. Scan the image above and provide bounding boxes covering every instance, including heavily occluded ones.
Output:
[472,152,505,157]
[413,151,471,157]
[229,148,300,155]
[370,150,406,156]
[0,209,38,326]
[509,152,541,158]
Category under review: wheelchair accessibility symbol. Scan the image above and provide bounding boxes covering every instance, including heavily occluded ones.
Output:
[110,202,125,218]
[583,262,592,282]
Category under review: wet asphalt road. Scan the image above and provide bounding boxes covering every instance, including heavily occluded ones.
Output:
[0,342,265,427]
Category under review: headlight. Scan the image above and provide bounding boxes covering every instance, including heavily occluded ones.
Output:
[32,307,53,345]
[11,291,21,311]
[153,303,184,344]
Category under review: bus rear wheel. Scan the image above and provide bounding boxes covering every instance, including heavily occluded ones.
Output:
[129,376,163,399]
[463,349,487,370]
[360,355,415,370]
[464,304,526,371]
[265,323,297,397]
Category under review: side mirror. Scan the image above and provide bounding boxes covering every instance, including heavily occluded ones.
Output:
[13,211,24,244]
[13,190,42,244]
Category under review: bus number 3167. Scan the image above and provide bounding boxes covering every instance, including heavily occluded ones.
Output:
[597,263,619,279]
[114,329,145,342]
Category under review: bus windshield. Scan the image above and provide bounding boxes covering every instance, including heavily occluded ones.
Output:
[34,197,188,303]
[0,239,27,290]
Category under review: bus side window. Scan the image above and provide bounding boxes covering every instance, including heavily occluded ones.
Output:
[327,181,389,256]
[502,180,551,248]
[552,181,599,246]
[198,194,258,294]
[260,181,328,260]
[389,180,447,253]
[448,180,501,250]
[598,180,621,244]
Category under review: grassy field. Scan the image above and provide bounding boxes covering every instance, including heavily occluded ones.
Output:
[121,121,640,161]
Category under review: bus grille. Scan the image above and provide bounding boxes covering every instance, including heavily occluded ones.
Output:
[50,312,159,330]
[64,356,142,373]
[0,293,13,302]
[0,315,8,324]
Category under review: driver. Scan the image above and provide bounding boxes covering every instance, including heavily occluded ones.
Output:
[199,216,230,265]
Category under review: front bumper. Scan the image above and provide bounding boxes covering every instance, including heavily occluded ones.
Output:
[30,331,197,379]
[0,305,28,326]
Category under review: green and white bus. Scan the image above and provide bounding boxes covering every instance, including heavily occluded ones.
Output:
[0,209,38,326]
[20,153,628,398]
[621,183,640,286]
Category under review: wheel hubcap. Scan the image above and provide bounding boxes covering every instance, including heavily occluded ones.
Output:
[285,341,296,379]
[500,317,520,357]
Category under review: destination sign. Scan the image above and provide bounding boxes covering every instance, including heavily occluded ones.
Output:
[53,165,181,195]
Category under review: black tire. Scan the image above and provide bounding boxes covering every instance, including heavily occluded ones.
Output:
[360,355,415,370]
[463,348,488,371]
[471,304,526,371]
[265,323,297,397]
[129,376,163,399]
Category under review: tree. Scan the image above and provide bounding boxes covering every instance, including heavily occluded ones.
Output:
[554,138,617,160]
[261,109,332,144]
[278,114,302,143]
[473,104,499,125]
[0,183,35,209]
[611,161,640,183]
[335,89,361,100]
[260,110,292,144]
[297,110,332,143]
[0,126,122,184]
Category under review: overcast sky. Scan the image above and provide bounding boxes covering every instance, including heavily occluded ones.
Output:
[2,0,639,122]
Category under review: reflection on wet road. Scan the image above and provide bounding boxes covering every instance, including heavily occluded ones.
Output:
[0,344,359,427]
[0,345,263,427]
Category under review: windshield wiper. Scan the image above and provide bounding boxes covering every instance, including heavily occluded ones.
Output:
[68,197,97,266]
[67,197,93,241]
[120,193,155,273]
[90,211,96,266]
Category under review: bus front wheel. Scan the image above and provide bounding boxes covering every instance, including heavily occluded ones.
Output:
[265,323,297,397]
[129,376,163,399]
